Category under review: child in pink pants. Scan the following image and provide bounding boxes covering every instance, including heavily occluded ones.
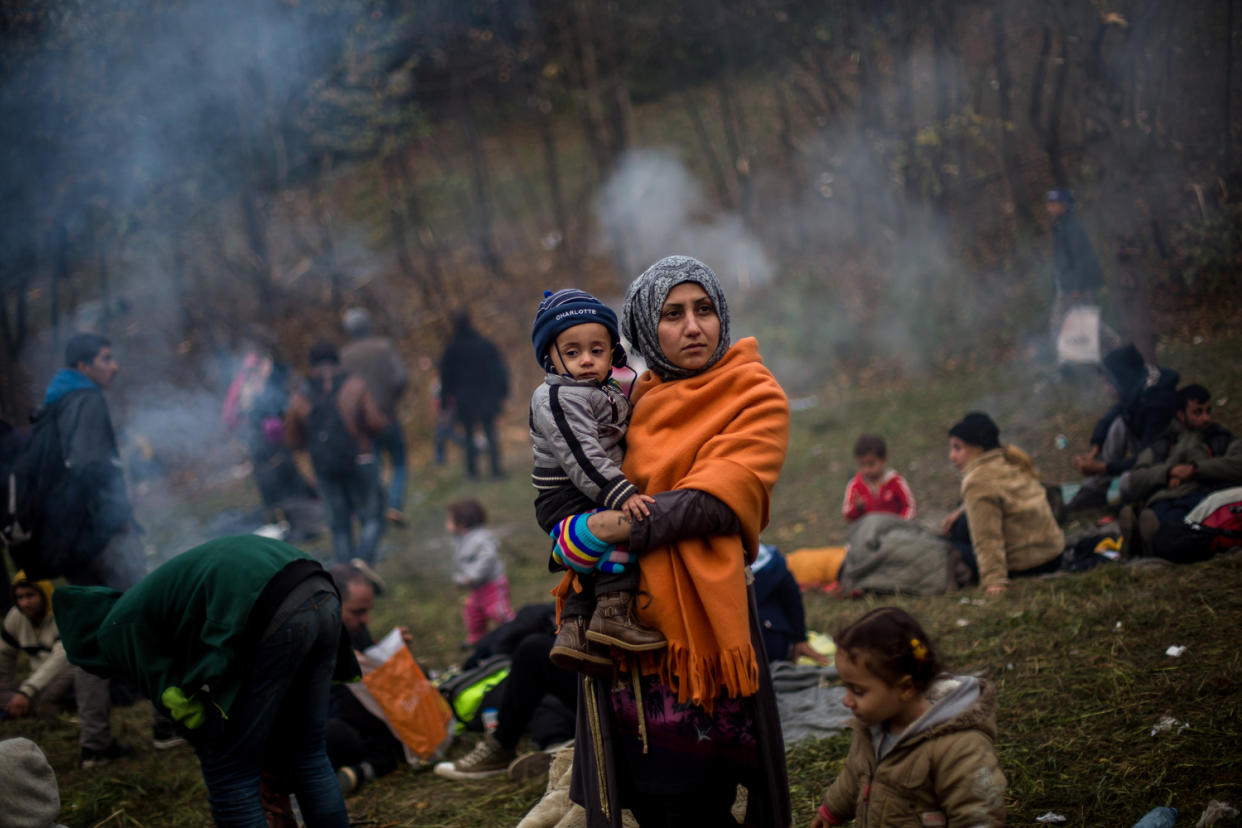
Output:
[447,499,514,643]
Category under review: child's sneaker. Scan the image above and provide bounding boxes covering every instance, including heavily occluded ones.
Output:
[586,592,667,652]
[548,616,614,679]
[433,734,516,780]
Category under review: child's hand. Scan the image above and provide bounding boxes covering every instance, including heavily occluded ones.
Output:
[620,493,656,523]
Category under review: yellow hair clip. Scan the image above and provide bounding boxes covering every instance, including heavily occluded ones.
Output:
[910,638,928,662]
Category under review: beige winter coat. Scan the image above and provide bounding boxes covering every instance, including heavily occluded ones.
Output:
[961,448,1064,589]
[821,676,1006,828]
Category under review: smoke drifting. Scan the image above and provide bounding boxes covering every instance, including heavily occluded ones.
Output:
[594,149,775,294]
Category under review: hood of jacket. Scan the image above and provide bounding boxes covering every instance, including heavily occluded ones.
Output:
[867,674,996,761]
[10,571,55,619]
[49,585,123,676]
[43,369,99,406]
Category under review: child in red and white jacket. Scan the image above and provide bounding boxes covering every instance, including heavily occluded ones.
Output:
[842,434,917,523]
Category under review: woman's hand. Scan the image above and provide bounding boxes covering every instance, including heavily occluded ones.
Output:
[985,583,1007,597]
[790,641,830,666]
[586,510,631,544]
[940,506,964,536]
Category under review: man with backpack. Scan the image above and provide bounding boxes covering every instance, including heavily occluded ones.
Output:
[340,308,410,527]
[1120,384,1242,558]
[286,341,389,566]
[16,333,166,765]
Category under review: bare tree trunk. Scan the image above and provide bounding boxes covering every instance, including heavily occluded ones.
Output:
[1226,0,1235,165]
[170,239,192,341]
[570,0,612,179]
[457,97,507,282]
[992,6,1034,225]
[1029,23,1070,185]
[380,154,435,310]
[682,91,734,207]
[538,104,575,271]
[238,186,277,320]
[312,150,343,308]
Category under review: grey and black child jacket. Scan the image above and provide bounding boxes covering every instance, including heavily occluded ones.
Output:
[529,374,639,533]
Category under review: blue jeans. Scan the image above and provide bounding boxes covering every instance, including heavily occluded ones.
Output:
[193,590,348,828]
[373,422,408,511]
[317,461,384,565]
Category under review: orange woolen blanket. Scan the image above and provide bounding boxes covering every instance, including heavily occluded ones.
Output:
[555,338,789,706]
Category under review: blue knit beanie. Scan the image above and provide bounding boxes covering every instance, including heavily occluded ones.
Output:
[531,289,624,372]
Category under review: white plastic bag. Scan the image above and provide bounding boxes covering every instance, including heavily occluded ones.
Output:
[1057,305,1101,365]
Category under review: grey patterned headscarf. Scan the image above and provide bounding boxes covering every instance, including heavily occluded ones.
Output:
[621,255,731,380]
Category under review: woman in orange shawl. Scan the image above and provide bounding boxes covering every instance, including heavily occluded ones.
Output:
[555,255,791,828]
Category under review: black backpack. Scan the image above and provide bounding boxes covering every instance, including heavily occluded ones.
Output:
[305,374,359,477]
[2,394,88,579]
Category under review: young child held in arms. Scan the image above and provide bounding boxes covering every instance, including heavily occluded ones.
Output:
[812,607,1006,828]
[842,433,917,523]
[528,288,665,676]
[447,498,514,645]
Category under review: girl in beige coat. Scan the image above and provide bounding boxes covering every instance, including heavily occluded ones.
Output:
[945,412,1065,596]
[812,608,1006,828]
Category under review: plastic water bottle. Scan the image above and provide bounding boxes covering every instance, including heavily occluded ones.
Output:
[482,707,499,735]
[1130,806,1177,828]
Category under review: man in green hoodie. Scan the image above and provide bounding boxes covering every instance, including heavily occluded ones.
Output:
[55,535,360,827]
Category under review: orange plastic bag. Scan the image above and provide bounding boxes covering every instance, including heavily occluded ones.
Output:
[361,647,453,760]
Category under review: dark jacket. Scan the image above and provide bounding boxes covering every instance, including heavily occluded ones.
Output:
[38,371,132,564]
[1126,419,1242,506]
[1090,346,1180,474]
[285,367,389,458]
[751,546,808,663]
[1052,209,1104,295]
[439,324,509,420]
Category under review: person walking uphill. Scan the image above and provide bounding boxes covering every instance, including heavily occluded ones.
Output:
[340,308,410,526]
[551,255,792,828]
[53,535,361,828]
[286,341,389,566]
[439,312,509,479]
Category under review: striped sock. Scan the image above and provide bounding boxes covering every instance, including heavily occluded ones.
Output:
[551,511,613,573]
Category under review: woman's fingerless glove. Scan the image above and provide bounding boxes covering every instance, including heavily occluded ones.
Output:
[551,511,613,574]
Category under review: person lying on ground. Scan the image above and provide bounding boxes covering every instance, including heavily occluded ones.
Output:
[944,412,1065,596]
[1068,344,1178,511]
[54,535,359,828]
[0,572,75,719]
[842,433,917,523]
[1120,384,1242,557]
[325,563,409,797]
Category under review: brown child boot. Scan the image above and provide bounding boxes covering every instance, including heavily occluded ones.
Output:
[549,616,614,679]
[586,592,667,652]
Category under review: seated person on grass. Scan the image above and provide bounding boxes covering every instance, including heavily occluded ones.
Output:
[841,433,916,523]
[325,563,409,797]
[1120,384,1242,557]
[1,573,76,720]
[1068,344,1179,511]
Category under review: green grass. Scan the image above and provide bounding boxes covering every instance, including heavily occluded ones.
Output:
[4,330,1241,826]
